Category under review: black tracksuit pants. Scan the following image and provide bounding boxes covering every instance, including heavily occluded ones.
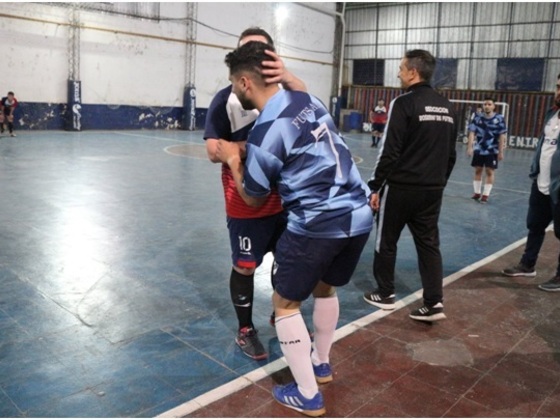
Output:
[521,181,560,276]
[373,185,444,306]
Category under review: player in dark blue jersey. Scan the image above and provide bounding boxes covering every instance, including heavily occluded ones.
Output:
[467,98,508,203]
[217,41,373,417]
[203,28,306,361]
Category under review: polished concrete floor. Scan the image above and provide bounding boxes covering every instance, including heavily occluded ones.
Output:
[0,129,557,417]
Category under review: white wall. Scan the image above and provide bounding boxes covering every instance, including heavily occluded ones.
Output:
[0,2,336,108]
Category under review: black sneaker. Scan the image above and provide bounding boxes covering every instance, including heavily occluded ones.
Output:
[471,193,481,201]
[235,327,268,360]
[538,276,560,292]
[409,302,446,321]
[502,263,536,277]
[363,290,396,310]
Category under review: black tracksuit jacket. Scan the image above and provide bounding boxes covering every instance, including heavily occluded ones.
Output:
[368,82,458,192]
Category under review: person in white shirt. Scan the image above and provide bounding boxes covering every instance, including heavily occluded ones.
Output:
[502,74,560,291]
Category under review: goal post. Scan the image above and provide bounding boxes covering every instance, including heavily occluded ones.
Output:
[449,99,509,144]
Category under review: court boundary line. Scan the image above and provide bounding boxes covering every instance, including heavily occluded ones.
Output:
[156,228,551,418]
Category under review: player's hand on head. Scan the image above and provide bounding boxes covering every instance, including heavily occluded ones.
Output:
[261,49,286,84]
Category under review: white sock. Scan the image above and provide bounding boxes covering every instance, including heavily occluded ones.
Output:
[311,295,339,366]
[483,184,493,196]
[275,312,317,399]
[473,180,482,194]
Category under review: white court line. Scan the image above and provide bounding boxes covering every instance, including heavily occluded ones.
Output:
[113,131,195,144]
[157,226,552,418]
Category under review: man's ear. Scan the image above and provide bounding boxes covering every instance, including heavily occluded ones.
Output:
[240,75,252,92]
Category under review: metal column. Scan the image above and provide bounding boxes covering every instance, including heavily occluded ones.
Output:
[66,4,82,131]
[182,2,197,130]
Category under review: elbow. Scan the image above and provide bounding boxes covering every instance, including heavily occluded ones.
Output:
[242,195,266,208]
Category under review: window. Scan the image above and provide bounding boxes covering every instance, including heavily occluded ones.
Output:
[353,59,385,86]
[495,58,545,92]
[433,58,458,89]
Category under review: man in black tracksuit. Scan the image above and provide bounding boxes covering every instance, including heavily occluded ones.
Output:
[363,49,458,322]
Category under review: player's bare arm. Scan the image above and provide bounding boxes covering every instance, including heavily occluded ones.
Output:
[467,131,475,157]
[216,140,267,208]
[206,138,247,163]
[498,133,506,160]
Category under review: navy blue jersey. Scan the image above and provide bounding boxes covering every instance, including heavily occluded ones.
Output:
[203,85,257,142]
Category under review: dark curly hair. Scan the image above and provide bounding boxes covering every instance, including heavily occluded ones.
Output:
[225,41,276,82]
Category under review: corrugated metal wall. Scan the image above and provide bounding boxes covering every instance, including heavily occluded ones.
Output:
[345,85,554,145]
[344,2,560,91]
[342,2,560,146]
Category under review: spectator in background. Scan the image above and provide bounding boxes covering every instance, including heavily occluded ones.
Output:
[0,91,18,137]
[502,73,560,291]
[369,99,387,148]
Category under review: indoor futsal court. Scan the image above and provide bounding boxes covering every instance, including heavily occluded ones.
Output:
[0,130,559,417]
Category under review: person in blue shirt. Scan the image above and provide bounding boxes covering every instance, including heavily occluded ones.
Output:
[216,41,373,417]
[467,98,508,203]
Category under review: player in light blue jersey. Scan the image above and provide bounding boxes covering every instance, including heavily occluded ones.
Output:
[467,97,507,203]
[216,41,373,417]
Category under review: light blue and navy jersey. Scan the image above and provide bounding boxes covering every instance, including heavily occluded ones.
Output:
[468,113,507,155]
[243,90,373,239]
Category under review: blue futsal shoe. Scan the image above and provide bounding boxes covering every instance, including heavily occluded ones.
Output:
[313,362,333,384]
[272,382,326,417]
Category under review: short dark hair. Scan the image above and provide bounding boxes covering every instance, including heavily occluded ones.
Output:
[557,72,560,80]
[404,49,436,82]
[225,41,275,82]
[483,97,495,103]
[238,27,274,47]
[7,91,13,96]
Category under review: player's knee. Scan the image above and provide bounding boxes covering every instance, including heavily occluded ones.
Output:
[272,290,300,312]
[233,265,255,276]
[312,281,336,298]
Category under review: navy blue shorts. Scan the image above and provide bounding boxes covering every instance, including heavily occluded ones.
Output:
[273,230,371,302]
[471,153,498,169]
[227,212,287,270]
[372,123,386,133]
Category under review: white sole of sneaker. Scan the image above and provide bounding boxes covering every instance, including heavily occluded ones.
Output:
[502,271,536,277]
[538,286,560,292]
[363,295,396,310]
[409,312,447,322]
